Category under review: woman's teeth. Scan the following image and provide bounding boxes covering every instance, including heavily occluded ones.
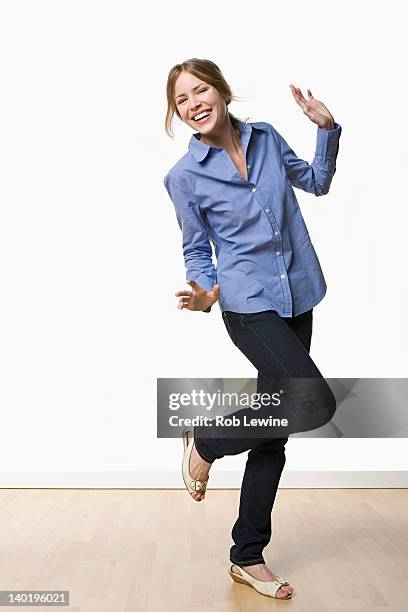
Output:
[194,110,212,123]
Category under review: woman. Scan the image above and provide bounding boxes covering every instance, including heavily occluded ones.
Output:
[163,58,341,600]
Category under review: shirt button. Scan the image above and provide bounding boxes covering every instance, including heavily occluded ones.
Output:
[280,273,286,279]
[265,208,270,213]
[251,187,257,193]
[276,251,281,256]
[274,231,279,236]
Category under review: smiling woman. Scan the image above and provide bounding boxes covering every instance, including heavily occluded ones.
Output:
[164,57,248,140]
[162,56,342,601]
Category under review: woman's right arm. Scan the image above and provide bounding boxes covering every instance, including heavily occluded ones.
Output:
[163,173,219,312]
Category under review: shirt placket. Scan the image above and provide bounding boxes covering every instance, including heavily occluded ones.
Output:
[248,183,292,315]
[217,126,292,316]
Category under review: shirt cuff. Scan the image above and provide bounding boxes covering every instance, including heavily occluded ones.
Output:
[316,122,342,157]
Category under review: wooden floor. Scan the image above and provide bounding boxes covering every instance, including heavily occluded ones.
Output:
[0,488,407,611]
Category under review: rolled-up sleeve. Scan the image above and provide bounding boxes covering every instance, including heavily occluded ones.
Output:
[271,122,342,196]
[163,173,217,295]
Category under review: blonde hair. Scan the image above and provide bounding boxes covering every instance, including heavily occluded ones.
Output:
[164,57,249,138]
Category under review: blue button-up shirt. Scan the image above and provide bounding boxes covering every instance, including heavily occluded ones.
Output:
[163,116,342,316]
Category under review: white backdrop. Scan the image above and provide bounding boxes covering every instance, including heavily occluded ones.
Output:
[0,1,407,483]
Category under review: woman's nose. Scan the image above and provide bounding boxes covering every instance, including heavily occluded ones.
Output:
[189,95,202,110]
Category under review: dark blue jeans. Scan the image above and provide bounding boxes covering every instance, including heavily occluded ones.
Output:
[194,308,336,567]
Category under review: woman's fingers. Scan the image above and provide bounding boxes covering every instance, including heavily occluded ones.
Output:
[289,83,298,100]
[175,289,192,297]
[291,84,315,104]
[290,84,301,102]
[178,295,192,309]
[177,280,220,310]
[297,88,307,103]
[175,280,197,307]
[290,84,308,112]
[290,84,303,100]
[297,88,309,111]
[290,84,332,127]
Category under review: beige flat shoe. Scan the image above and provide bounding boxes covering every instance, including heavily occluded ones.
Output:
[229,564,293,599]
[181,427,209,501]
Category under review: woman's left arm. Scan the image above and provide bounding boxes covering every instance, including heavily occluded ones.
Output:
[271,85,342,196]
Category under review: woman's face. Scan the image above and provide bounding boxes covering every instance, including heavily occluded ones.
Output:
[174,71,227,134]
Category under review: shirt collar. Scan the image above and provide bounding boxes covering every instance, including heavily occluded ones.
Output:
[188,117,267,163]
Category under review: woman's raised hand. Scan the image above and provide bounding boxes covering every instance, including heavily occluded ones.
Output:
[289,84,335,131]
[175,279,220,311]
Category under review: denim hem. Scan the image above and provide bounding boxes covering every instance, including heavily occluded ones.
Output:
[194,437,216,464]
[230,558,265,567]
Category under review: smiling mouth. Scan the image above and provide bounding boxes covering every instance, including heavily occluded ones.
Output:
[193,110,212,124]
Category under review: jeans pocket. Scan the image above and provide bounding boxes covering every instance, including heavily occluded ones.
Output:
[239,310,277,329]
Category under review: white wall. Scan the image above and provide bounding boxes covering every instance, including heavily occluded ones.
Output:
[0,1,407,483]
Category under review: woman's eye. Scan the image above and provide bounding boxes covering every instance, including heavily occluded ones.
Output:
[177,88,207,105]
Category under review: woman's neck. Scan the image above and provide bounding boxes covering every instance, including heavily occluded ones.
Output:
[200,115,242,154]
